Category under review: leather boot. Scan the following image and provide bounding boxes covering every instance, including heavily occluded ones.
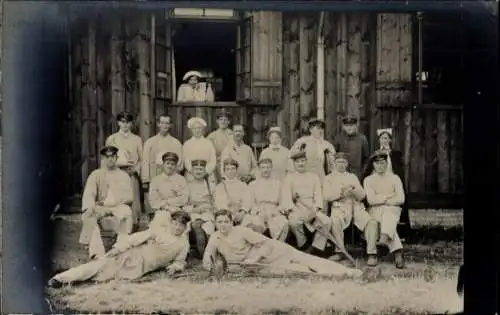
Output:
[367,254,378,267]
[394,250,404,269]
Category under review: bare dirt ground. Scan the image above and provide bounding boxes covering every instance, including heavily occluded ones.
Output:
[46,209,463,314]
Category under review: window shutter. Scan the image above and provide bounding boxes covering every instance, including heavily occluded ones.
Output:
[154,15,173,104]
[236,12,253,102]
[248,11,283,106]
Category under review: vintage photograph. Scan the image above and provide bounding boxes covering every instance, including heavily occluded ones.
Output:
[4,1,495,313]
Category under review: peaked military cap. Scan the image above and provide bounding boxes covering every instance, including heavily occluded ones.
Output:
[290,151,307,160]
[170,210,191,224]
[191,159,207,167]
[117,111,134,122]
[162,152,179,163]
[370,150,388,162]
[222,158,239,168]
[342,115,358,125]
[100,146,119,156]
[308,118,326,129]
[215,109,232,119]
[334,152,350,161]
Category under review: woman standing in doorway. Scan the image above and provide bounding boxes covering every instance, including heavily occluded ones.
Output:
[177,70,215,103]
[361,128,411,239]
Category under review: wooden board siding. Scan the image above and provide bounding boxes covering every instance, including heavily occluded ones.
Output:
[63,10,464,205]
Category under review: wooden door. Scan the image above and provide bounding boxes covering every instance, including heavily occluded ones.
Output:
[236,12,253,102]
[153,14,174,133]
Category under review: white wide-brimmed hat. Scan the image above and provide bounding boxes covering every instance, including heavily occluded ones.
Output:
[182,70,203,82]
[187,117,207,129]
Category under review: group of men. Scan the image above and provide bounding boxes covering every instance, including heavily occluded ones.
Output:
[79,109,406,271]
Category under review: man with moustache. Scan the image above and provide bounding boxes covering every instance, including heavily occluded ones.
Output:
[208,109,233,182]
[142,114,183,218]
[323,152,379,265]
[219,124,257,184]
[243,158,289,241]
[281,151,331,254]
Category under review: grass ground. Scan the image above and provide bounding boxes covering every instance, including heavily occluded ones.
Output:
[46,209,463,314]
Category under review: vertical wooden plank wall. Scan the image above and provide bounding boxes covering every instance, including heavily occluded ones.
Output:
[373,14,412,148]
[279,12,318,145]
[283,13,374,146]
[249,11,283,148]
[68,10,154,192]
[374,14,414,190]
[136,12,153,142]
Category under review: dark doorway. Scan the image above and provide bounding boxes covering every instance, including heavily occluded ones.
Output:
[172,21,237,101]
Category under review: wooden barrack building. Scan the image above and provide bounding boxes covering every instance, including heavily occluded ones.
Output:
[53,4,493,209]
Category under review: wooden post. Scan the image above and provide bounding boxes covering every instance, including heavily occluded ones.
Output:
[289,14,300,143]
[336,14,348,131]
[324,13,338,142]
[279,13,291,147]
[299,14,315,135]
[96,17,106,151]
[436,110,450,192]
[137,13,152,142]
[402,13,415,191]
[346,14,361,118]
[150,13,156,135]
[110,13,125,127]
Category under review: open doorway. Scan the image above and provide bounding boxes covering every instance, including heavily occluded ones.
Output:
[172,21,237,101]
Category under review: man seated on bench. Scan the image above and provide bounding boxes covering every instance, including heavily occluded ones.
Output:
[241,158,289,242]
[323,152,379,265]
[363,150,406,269]
[78,146,134,259]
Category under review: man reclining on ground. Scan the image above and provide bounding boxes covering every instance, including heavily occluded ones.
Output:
[48,210,191,288]
[202,210,362,278]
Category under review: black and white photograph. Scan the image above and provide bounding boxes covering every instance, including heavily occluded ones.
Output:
[1,1,499,314]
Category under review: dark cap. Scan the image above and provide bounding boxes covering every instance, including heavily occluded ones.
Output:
[191,159,207,167]
[258,157,273,166]
[290,151,307,160]
[170,210,191,225]
[216,109,232,119]
[162,152,179,163]
[370,150,388,162]
[222,158,239,168]
[117,111,134,122]
[342,115,358,125]
[334,152,350,161]
[100,146,119,157]
[308,118,326,129]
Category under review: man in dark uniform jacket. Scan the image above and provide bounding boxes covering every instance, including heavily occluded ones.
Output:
[333,115,370,180]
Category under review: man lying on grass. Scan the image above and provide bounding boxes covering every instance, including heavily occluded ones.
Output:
[48,210,191,288]
[202,210,363,278]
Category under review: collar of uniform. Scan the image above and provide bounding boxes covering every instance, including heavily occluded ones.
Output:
[269,145,281,151]
[119,130,132,137]
[191,136,205,140]
[158,132,171,138]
